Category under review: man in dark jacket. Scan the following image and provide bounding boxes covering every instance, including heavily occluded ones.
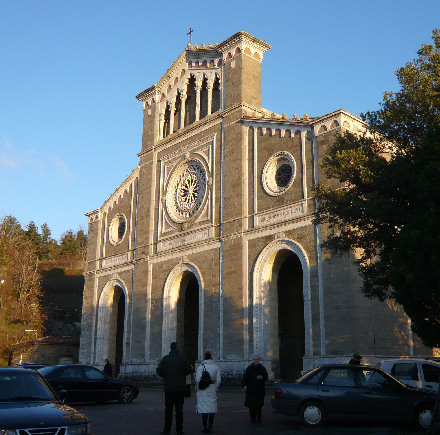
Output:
[349,352,362,365]
[156,342,192,434]
[103,358,112,377]
[242,355,268,423]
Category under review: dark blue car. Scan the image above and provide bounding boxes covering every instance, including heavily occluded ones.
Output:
[0,367,91,433]
[271,364,436,430]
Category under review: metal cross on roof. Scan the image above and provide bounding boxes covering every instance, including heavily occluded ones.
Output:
[187,27,194,45]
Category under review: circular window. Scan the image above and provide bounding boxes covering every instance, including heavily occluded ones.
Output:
[108,214,127,245]
[262,152,296,196]
[165,159,208,223]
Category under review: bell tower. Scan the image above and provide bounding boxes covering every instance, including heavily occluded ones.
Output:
[217,31,271,109]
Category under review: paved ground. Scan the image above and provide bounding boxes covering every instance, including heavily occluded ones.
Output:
[74,387,422,435]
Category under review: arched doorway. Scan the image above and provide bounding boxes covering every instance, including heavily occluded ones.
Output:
[252,239,312,381]
[272,251,304,380]
[95,280,127,375]
[162,263,204,363]
[176,272,199,366]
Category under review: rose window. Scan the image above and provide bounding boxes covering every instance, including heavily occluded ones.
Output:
[166,159,208,223]
[262,152,296,196]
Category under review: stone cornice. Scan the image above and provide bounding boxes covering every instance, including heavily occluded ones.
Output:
[137,103,246,157]
[311,108,365,126]
[92,166,140,215]
[216,31,271,54]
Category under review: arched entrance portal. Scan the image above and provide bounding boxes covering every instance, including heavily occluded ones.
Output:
[273,251,304,380]
[252,239,312,381]
[95,281,127,375]
[176,272,199,366]
[162,263,204,363]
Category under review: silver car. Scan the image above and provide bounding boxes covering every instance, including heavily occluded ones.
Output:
[379,359,440,391]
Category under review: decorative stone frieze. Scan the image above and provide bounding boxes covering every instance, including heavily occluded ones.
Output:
[101,252,130,268]
[255,200,307,227]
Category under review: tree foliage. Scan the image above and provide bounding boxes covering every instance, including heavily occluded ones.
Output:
[0,216,87,364]
[0,219,45,365]
[314,29,440,347]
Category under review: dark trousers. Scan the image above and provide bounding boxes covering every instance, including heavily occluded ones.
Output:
[249,406,262,422]
[202,413,215,429]
[164,391,184,432]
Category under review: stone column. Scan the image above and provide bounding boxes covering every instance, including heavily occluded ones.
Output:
[158,112,165,140]
[168,102,175,135]
[179,92,186,130]
[195,85,201,121]
[207,85,213,116]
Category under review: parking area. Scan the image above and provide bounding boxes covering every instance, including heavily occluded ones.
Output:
[75,386,420,435]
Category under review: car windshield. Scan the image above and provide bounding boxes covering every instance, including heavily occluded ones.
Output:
[0,372,54,402]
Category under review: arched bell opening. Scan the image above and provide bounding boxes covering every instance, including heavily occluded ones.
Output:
[185,76,196,126]
[212,76,221,113]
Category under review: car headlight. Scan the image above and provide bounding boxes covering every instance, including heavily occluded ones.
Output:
[66,423,91,434]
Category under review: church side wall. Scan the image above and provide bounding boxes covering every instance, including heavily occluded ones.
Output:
[315,129,431,363]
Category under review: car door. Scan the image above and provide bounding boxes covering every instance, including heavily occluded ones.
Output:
[389,362,421,389]
[421,363,440,391]
[317,367,361,418]
[82,365,116,402]
[56,366,87,402]
[356,368,413,423]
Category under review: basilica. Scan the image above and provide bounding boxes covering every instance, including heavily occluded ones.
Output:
[79,31,430,381]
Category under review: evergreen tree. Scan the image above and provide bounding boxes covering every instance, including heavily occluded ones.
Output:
[25,221,42,254]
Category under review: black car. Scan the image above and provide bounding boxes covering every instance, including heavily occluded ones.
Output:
[13,363,46,370]
[0,367,91,433]
[38,364,139,404]
[271,364,435,430]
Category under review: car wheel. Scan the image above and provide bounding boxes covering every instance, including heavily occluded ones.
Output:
[119,386,135,404]
[301,401,324,427]
[415,405,433,431]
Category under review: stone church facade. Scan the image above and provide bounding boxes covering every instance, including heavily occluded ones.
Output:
[80,31,430,381]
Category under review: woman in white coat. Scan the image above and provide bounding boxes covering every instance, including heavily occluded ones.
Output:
[195,351,221,433]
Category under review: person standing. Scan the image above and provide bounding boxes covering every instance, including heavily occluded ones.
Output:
[156,342,192,434]
[242,355,268,423]
[103,358,112,377]
[195,351,221,433]
[349,352,362,365]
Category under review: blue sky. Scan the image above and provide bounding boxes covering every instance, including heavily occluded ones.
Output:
[1,1,439,241]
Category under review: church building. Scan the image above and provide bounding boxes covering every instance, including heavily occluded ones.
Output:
[79,31,430,381]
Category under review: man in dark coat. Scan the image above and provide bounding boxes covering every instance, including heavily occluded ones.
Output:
[349,352,362,365]
[103,358,112,377]
[242,355,268,423]
[156,342,192,434]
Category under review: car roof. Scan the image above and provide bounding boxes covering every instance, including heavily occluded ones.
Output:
[316,363,378,369]
[0,367,37,373]
[381,359,440,364]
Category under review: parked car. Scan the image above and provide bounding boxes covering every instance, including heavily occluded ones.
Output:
[379,359,440,391]
[38,364,139,404]
[271,364,435,430]
[0,367,91,433]
[13,362,46,370]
